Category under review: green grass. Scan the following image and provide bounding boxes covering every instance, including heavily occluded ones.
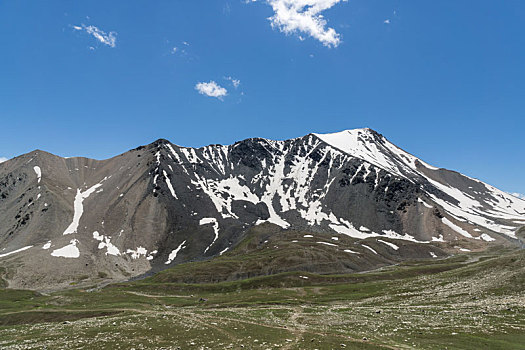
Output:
[145,224,395,284]
[0,310,120,326]
[0,249,523,349]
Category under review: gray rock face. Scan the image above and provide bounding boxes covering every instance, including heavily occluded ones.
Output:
[0,128,524,290]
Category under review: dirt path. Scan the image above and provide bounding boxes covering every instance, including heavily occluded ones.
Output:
[125,290,193,299]
[179,306,397,350]
[281,306,306,350]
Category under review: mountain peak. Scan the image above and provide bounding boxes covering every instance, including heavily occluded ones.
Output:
[314,127,379,135]
[152,138,172,147]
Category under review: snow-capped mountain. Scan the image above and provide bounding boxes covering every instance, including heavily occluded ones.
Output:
[1,128,524,290]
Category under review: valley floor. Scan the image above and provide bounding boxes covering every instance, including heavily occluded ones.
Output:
[0,249,524,349]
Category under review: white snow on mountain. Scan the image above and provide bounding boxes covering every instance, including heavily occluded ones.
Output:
[314,129,525,239]
[0,245,33,258]
[314,129,437,178]
[509,192,525,199]
[126,247,148,260]
[377,239,399,250]
[33,166,42,183]
[361,244,378,255]
[166,241,186,264]
[152,128,524,248]
[63,181,105,235]
[93,231,120,256]
[51,239,80,258]
[200,218,220,253]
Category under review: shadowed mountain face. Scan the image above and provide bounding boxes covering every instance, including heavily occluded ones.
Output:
[1,128,524,290]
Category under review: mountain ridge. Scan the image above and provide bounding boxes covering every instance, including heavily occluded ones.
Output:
[0,128,523,290]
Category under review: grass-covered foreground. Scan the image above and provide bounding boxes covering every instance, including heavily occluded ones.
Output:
[0,249,524,349]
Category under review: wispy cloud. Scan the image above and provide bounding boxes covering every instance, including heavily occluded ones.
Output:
[73,24,117,48]
[223,2,232,15]
[225,76,241,89]
[384,19,390,24]
[510,192,525,200]
[252,0,346,47]
[170,41,191,57]
[195,81,228,100]
[0,157,8,163]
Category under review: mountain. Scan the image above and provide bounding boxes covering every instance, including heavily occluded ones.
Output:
[1,128,524,290]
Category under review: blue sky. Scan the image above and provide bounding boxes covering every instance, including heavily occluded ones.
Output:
[0,0,524,195]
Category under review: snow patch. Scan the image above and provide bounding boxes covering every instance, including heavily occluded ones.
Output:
[165,241,186,264]
[432,235,445,242]
[316,241,338,247]
[93,231,120,256]
[418,198,433,208]
[381,230,425,243]
[480,233,495,242]
[329,221,371,239]
[146,250,158,261]
[361,244,378,255]
[0,245,33,258]
[377,239,399,250]
[51,240,80,258]
[442,218,473,239]
[33,166,41,183]
[427,177,524,237]
[200,218,220,254]
[163,170,178,199]
[63,182,103,235]
[126,247,148,259]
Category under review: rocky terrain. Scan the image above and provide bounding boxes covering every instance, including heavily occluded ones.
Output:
[0,128,524,290]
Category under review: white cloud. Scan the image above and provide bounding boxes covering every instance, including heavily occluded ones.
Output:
[170,42,191,57]
[384,19,390,24]
[0,157,8,163]
[259,0,346,47]
[73,24,117,48]
[225,76,241,88]
[195,81,228,99]
[510,192,525,200]
[223,2,232,15]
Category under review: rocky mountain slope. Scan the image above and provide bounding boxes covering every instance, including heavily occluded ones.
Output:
[1,128,524,290]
